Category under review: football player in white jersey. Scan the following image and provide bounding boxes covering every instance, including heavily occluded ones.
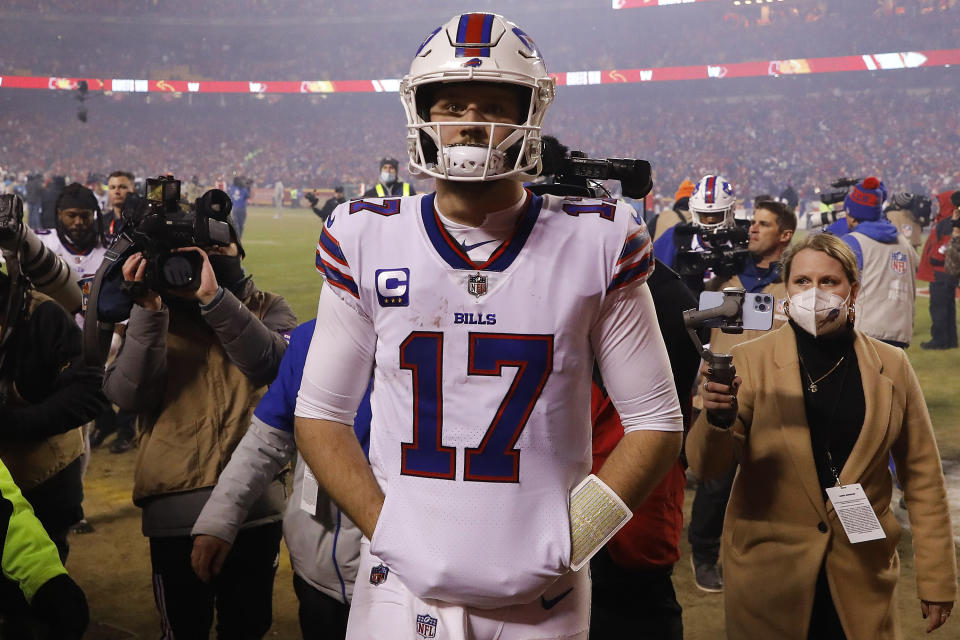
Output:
[35,183,108,324]
[295,13,683,640]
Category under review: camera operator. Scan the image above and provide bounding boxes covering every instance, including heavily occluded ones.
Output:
[0,238,106,637]
[102,213,297,638]
[307,185,346,222]
[0,194,82,314]
[839,177,918,348]
[361,157,416,198]
[686,199,795,593]
[228,176,251,238]
[885,191,930,251]
[919,190,960,349]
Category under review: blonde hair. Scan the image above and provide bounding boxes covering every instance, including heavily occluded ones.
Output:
[782,233,859,286]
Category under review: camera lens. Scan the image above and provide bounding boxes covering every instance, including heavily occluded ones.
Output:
[757,303,767,312]
[763,295,772,303]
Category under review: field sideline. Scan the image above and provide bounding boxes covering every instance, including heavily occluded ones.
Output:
[241,204,960,460]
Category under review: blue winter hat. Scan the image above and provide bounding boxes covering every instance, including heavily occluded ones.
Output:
[844,176,886,222]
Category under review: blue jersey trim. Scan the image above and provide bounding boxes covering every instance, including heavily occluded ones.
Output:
[419,191,543,272]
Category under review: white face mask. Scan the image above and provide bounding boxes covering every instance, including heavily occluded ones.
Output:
[788,287,851,336]
[380,170,397,185]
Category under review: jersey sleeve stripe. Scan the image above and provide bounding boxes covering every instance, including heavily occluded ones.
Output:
[617,229,651,266]
[317,257,360,298]
[607,255,653,292]
[318,228,348,266]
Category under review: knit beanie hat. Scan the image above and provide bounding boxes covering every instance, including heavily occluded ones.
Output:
[674,179,695,203]
[844,176,886,222]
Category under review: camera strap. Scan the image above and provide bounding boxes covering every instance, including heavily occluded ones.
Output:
[82,233,135,367]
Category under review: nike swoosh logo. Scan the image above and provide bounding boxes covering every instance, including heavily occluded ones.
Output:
[540,587,574,610]
[460,239,498,252]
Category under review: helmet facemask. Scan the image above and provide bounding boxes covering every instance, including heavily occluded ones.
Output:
[400,13,555,183]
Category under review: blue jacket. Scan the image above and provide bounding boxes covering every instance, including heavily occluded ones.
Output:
[738,255,782,294]
[254,320,371,452]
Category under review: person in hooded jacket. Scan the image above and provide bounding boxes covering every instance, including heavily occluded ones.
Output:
[838,177,918,348]
[103,217,297,639]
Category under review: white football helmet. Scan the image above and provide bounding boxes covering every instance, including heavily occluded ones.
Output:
[689,175,736,230]
[399,13,556,182]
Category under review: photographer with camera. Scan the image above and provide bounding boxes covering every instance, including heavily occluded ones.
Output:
[101,178,297,638]
[0,221,106,637]
[686,198,796,593]
[838,177,918,348]
[885,191,931,251]
[0,194,82,315]
[306,185,346,222]
[918,190,960,350]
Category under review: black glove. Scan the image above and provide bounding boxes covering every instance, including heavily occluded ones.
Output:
[30,573,90,640]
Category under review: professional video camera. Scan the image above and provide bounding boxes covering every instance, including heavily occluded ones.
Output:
[529,136,652,200]
[814,177,862,227]
[120,175,234,294]
[672,220,750,283]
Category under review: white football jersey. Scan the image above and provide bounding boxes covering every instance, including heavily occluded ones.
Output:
[37,229,107,324]
[313,191,656,608]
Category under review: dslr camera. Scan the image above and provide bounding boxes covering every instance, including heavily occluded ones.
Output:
[814,177,862,227]
[120,175,233,293]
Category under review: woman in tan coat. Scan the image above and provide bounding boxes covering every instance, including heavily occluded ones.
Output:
[688,233,956,639]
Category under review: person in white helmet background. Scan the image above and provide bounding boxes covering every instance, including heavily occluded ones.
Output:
[294,12,683,640]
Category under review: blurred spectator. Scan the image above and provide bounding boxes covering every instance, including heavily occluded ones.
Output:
[309,185,345,222]
[228,176,252,238]
[361,157,416,198]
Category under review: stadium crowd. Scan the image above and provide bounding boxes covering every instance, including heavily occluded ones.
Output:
[0,1,957,81]
[2,78,957,212]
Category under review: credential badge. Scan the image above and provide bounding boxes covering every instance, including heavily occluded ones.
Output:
[467,272,488,298]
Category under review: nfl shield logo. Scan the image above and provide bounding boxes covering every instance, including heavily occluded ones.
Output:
[369,563,389,586]
[467,272,488,298]
[890,251,907,275]
[416,613,438,638]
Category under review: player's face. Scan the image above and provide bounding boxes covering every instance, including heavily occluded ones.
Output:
[428,82,523,148]
[58,208,95,234]
[748,208,788,257]
[786,248,857,303]
[108,176,133,210]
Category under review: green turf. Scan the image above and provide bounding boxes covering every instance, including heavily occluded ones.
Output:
[241,205,960,461]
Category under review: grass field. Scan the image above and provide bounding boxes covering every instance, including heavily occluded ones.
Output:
[241,204,960,461]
